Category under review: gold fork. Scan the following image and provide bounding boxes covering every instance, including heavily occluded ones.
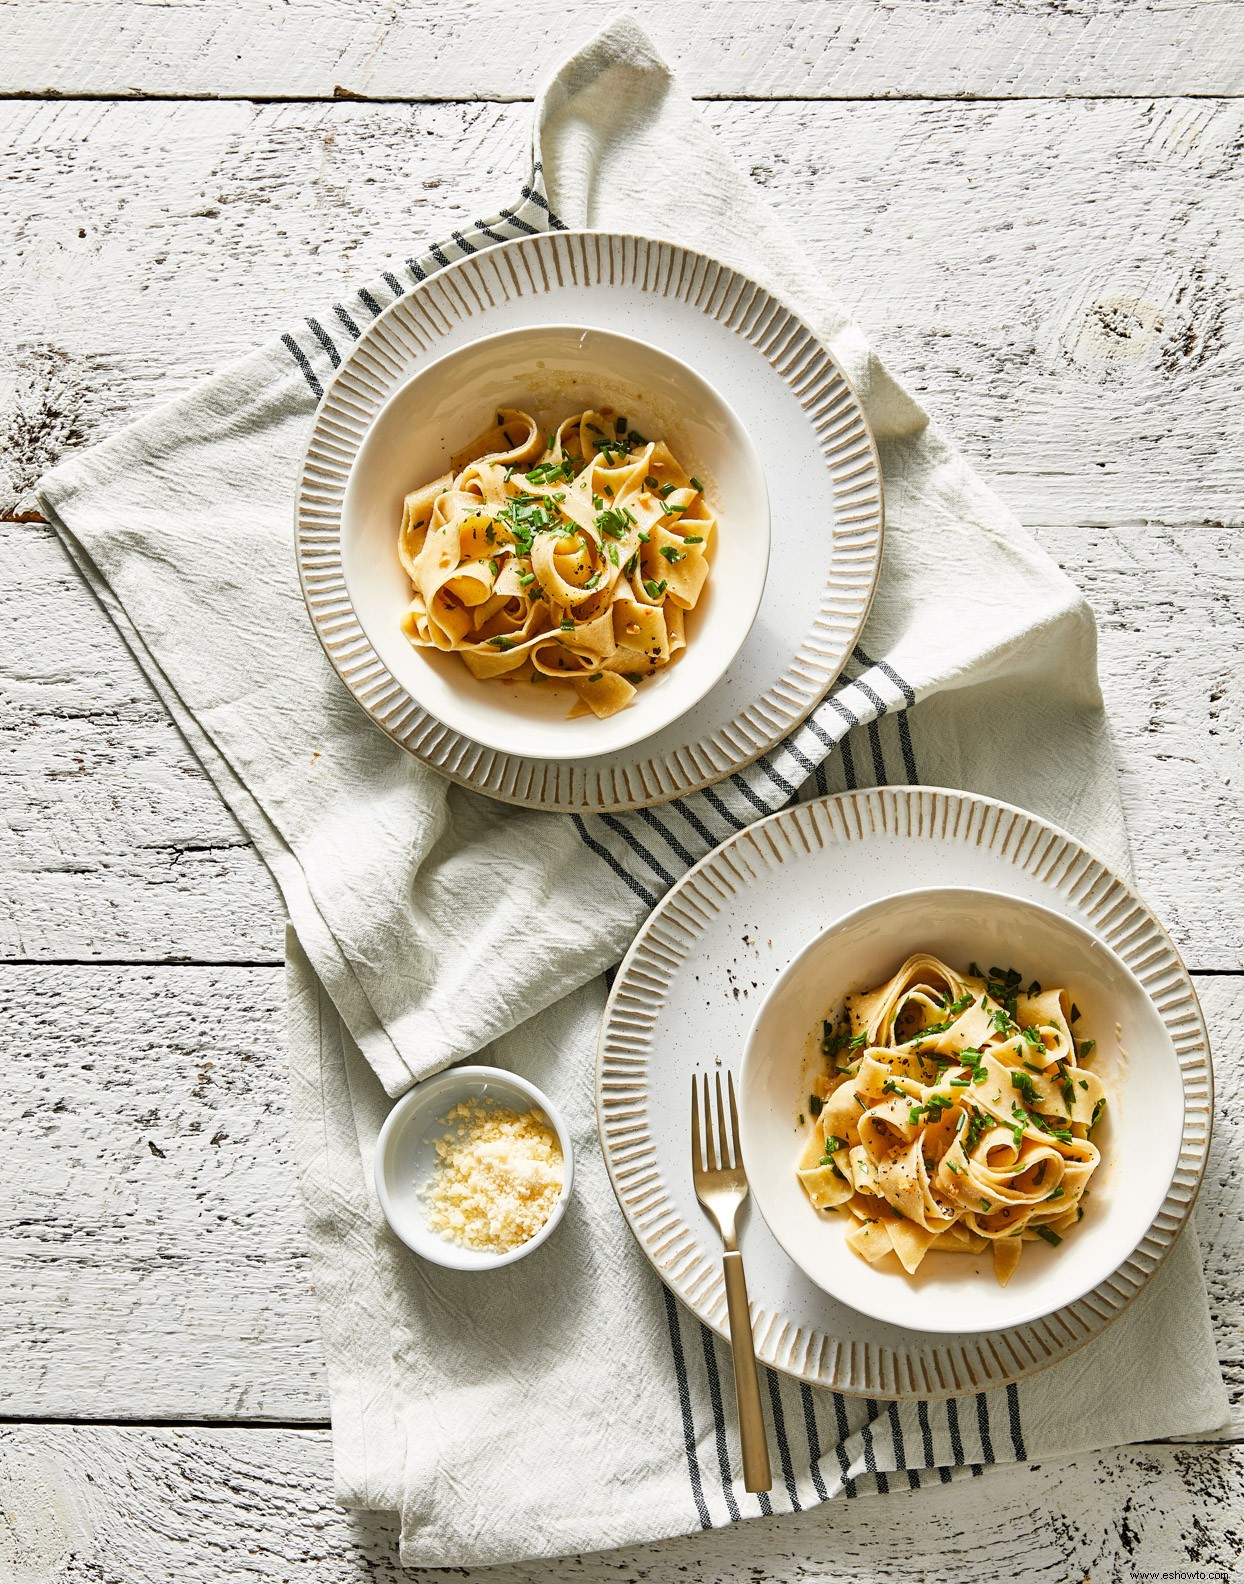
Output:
[691,1071,772,1493]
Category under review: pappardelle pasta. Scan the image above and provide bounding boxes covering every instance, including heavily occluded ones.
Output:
[797,954,1107,1286]
[397,408,713,719]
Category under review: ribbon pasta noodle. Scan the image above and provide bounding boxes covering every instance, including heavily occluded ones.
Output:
[397,408,713,719]
[796,954,1107,1286]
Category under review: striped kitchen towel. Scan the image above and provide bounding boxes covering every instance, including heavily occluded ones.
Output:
[35,16,1227,1570]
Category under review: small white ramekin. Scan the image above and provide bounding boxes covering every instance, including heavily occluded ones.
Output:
[373,1064,574,1271]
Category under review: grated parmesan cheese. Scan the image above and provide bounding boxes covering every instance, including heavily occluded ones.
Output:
[420,1098,564,1252]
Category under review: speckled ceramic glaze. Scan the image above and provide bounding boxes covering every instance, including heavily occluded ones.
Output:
[597,787,1212,1398]
[296,231,883,811]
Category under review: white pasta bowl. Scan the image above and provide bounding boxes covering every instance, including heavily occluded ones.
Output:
[738,886,1186,1334]
[340,323,771,759]
[373,1064,574,1271]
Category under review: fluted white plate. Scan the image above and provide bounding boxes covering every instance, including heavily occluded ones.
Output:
[296,231,883,812]
[596,787,1212,1398]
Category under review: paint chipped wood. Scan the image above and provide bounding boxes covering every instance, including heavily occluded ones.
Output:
[0,1426,1240,1580]
[1,3,1241,1577]
[0,968,1238,1428]
[4,0,1244,100]
[2,98,1241,528]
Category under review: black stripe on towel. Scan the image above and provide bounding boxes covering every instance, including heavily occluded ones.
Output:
[636,806,696,868]
[333,304,361,338]
[699,1329,741,1521]
[839,730,858,790]
[527,163,568,230]
[569,816,656,908]
[866,719,887,784]
[1006,1383,1027,1461]
[304,318,341,368]
[976,1392,995,1463]
[668,796,719,849]
[660,1287,711,1529]
[498,206,539,235]
[754,754,797,800]
[702,786,747,832]
[729,773,774,815]
[765,1370,801,1510]
[896,710,918,784]
[803,714,839,755]
[888,1402,920,1490]
[799,1384,830,1502]
[861,1400,889,1494]
[599,814,676,888]
[853,677,889,717]
[946,1396,965,1467]
[280,335,323,399]
[832,1393,856,1497]
[825,693,859,730]
[916,1397,935,1466]
[783,736,819,779]
[855,644,916,707]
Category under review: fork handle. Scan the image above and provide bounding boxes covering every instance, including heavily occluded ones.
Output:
[722,1250,772,1492]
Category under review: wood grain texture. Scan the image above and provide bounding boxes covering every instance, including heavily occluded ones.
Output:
[4,513,1238,968]
[0,967,1238,1428]
[2,6,1242,1575]
[1,95,1240,966]
[1,1425,1241,1582]
[6,0,1244,101]
[0,522,282,964]
[3,96,1241,529]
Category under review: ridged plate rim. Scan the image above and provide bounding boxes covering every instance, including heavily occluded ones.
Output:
[295,230,884,813]
[595,786,1213,1399]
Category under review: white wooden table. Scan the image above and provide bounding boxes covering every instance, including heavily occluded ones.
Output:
[2,4,1241,1578]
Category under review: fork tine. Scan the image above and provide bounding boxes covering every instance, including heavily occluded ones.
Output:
[728,1070,743,1166]
[715,1071,730,1169]
[702,1073,715,1169]
[690,1075,702,1173]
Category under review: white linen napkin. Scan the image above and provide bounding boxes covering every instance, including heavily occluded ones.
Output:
[36,17,1227,1570]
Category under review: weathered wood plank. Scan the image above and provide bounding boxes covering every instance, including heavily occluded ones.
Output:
[1,1424,1240,1581]
[0,522,281,964]
[1,96,1239,965]
[0,967,1238,1427]
[0,966,323,1419]
[3,513,1238,967]
[5,0,1244,101]
[3,97,1241,529]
